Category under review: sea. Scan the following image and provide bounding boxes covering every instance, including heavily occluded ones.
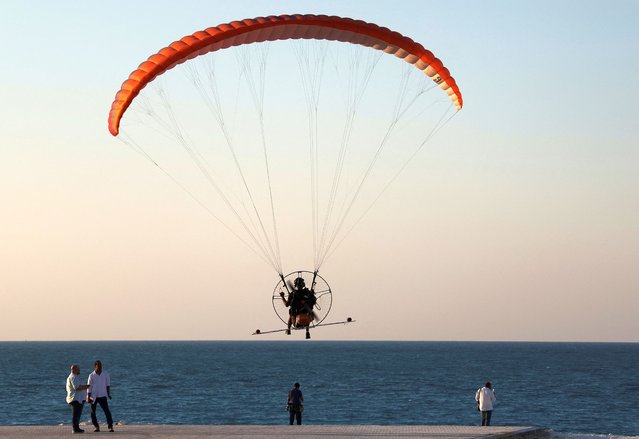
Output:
[0,341,637,437]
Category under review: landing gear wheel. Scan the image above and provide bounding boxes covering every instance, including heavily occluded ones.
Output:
[272,270,333,328]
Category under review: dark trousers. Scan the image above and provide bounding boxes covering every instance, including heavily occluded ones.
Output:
[91,397,113,428]
[69,401,84,432]
[481,410,492,426]
[289,405,302,425]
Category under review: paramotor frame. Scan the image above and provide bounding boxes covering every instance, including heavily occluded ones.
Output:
[272,270,332,327]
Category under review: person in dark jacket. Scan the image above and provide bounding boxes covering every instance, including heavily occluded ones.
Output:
[287,382,304,425]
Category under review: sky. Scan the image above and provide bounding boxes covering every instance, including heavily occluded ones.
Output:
[1,0,637,342]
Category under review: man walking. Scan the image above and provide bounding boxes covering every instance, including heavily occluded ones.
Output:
[475,381,496,426]
[87,360,114,432]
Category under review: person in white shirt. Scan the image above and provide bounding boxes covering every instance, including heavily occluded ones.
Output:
[66,364,90,434]
[87,360,114,432]
[475,381,496,426]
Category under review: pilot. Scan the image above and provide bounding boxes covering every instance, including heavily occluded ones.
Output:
[280,277,316,335]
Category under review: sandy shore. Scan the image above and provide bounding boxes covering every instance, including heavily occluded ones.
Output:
[0,424,549,438]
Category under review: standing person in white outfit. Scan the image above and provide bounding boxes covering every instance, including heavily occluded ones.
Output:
[87,360,114,432]
[475,381,496,426]
[66,364,90,434]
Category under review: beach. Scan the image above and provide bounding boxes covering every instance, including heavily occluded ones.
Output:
[0,425,548,438]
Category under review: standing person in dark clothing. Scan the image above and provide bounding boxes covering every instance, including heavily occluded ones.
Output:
[87,360,114,432]
[287,382,304,425]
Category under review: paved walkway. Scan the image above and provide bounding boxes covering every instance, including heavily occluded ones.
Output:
[0,425,549,438]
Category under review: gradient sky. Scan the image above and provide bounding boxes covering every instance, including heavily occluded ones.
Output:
[1,0,637,342]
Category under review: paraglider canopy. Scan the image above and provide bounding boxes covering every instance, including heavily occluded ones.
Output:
[108,13,462,279]
[109,14,462,136]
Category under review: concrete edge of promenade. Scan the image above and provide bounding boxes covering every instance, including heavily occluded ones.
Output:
[0,424,551,438]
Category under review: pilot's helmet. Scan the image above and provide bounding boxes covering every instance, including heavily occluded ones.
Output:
[294,277,305,288]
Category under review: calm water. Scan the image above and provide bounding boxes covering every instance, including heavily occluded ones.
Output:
[0,341,637,435]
